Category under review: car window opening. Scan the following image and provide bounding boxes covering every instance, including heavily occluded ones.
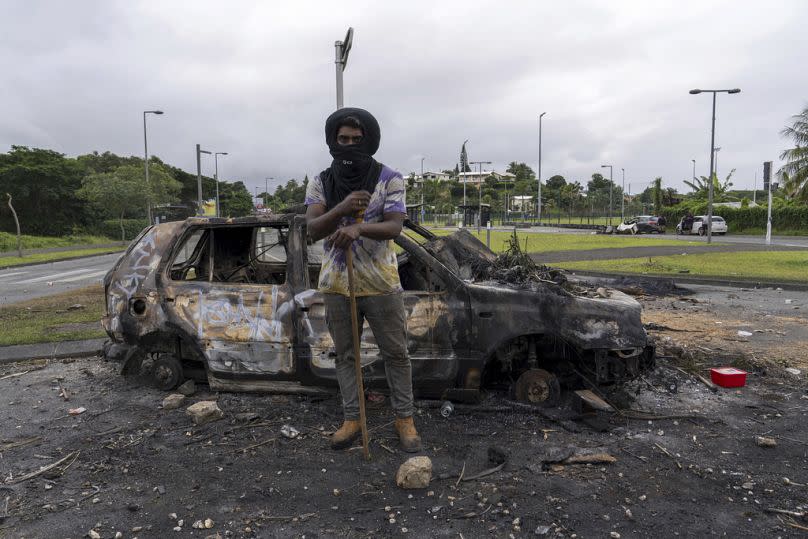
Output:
[170,226,289,285]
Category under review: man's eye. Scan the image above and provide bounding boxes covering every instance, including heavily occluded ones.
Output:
[338,136,363,144]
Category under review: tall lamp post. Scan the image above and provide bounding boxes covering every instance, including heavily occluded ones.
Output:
[196,144,211,215]
[601,164,613,225]
[538,112,546,223]
[213,152,228,217]
[334,27,354,109]
[420,156,426,223]
[689,88,741,244]
[143,110,164,224]
[470,160,492,233]
[713,146,721,179]
[691,159,696,181]
[265,177,274,212]
[462,139,469,207]
[620,168,626,221]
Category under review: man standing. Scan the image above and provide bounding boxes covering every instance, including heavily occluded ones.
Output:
[304,107,422,453]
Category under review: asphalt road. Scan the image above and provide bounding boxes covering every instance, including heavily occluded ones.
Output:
[0,252,121,304]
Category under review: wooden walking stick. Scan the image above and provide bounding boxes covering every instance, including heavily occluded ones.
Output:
[346,213,370,460]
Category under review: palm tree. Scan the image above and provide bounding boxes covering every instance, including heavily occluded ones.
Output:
[683,169,735,200]
[779,105,808,201]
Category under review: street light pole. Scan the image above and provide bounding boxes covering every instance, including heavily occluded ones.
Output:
[601,164,613,225]
[470,160,491,233]
[689,88,740,244]
[538,112,546,223]
[214,152,228,218]
[621,168,625,221]
[462,139,469,208]
[196,144,211,216]
[420,157,426,223]
[691,159,696,181]
[334,28,354,109]
[143,110,164,224]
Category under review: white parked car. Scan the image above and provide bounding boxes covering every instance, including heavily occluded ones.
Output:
[676,215,728,236]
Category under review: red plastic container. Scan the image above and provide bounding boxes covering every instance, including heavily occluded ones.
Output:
[710,367,747,388]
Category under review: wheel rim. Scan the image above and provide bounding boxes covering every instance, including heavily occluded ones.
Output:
[515,369,559,404]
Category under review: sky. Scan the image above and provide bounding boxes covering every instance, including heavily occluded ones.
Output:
[2,0,806,199]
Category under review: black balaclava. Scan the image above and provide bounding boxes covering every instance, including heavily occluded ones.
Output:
[319,107,383,210]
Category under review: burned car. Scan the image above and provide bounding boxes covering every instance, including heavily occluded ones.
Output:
[102,215,654,405]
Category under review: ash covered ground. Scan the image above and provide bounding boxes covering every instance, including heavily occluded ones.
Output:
[1,282,808,538]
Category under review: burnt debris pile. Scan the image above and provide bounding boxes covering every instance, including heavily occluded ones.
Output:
[472,231,567,288]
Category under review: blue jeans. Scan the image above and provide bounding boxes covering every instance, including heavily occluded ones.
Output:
[323,292,414,420]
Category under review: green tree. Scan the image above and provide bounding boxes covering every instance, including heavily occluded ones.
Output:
[0,146,88,236]
[506,162,536,181]
[653,177,663,214]
[78,164,181,240]
[779,105,808,201]
[545,174,567,191]
[218,181,253,217]
[683,169,735,200]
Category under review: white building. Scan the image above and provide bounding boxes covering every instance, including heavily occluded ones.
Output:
[510,195,534,212]
[419,171,452,182]
[457,171,516,185]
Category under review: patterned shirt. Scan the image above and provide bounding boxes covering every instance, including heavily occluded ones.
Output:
[304,165,406,296]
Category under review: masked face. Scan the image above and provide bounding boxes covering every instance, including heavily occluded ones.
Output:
[336,126,364,147]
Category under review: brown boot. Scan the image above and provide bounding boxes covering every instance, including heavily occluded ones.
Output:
[394,416,422,453]
[331,420,361,450]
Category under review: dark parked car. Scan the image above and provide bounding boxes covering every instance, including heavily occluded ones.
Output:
[616,215,665,234]
[102,215,654,405]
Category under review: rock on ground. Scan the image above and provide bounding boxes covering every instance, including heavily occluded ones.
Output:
[177,379,196,396]
[162,394,186,410]
[186,401,223,425]
[396,456,432,489]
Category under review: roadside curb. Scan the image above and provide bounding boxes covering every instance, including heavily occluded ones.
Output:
[568,269,808,292]
[0,338,106,365]
[0,249,124,270]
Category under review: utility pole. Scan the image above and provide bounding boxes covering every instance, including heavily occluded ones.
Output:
[601,164,613,225]
[764,161,773,245]
[334,28,354,109]
[691,159,696,181]
[470,160,492,233]
[689,88,741,244]
[143,110,163,224]
[196,144,211,215]
[621,168,625,221]
[462,140,469,207]
[420,157,426,223]
[214,152,228,218]
[538,112,546,223]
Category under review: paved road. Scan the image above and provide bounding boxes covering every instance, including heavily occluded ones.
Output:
[0,252,122,304]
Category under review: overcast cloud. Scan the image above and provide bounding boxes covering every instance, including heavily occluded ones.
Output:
[1,0,806,198]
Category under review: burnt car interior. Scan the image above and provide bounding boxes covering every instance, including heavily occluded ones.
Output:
[167,221,448,293]
[169,225,289,285]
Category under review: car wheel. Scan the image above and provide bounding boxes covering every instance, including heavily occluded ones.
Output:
[152,354,183,390]
[513,369,560,406]
[698,227,706,236]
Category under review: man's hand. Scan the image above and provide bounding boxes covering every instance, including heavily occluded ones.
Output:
[337,191,371,217]
[330,223,363,249]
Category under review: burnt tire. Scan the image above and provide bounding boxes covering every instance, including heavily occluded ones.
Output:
[513,369,560,406]
[152,355,183,391]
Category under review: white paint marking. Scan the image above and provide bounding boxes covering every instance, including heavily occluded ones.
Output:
[56,270,109,283]
[0,271,29,281]
[14,268,99,284]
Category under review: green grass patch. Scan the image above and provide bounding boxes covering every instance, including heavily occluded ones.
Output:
[558,251,808,283]
[0,232,114,252]
[0,285,106,346]
[419,229,705,254]
[0,247,123,269]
